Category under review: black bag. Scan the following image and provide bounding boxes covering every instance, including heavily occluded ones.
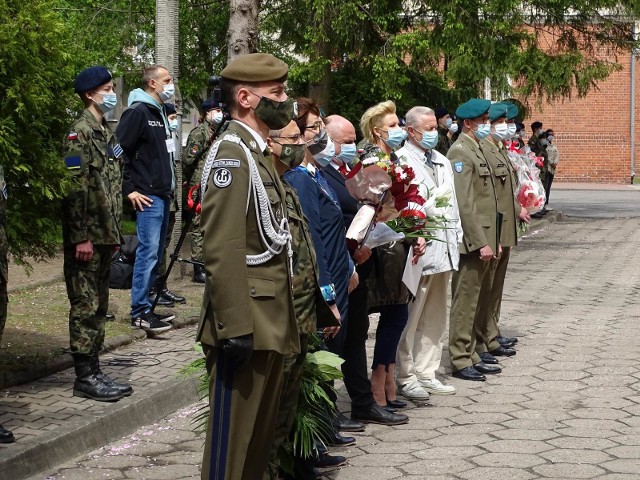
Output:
[109,254,134,289]
[120,235,138,264]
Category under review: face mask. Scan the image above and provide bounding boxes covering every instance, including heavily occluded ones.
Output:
[313,136,336,167]
[158,83,175,102]
[381,127,407,149]
[473,121,491,140]
[541,139,549,146]
[211,111,224,125]
[168,119,178,132]
[95,92,117,113]
[449,123,459,134]
[337,142,357,165]
[519,131,525,138]
[507,123,517,138]
[444,118,453,129]
[548,135,554,142]
[276,143,306,169]
[491,123,510,140]
[307,128,329,155]
[252,93,297,130]
[418,130,439,150]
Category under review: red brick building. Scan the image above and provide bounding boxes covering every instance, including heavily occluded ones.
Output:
[517,49,638,184]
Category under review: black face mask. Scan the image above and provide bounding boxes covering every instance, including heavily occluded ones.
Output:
[275,142,305,169]
[252,93,298,130]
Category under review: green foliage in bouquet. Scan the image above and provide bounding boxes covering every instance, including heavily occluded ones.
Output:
[386,215,450,240]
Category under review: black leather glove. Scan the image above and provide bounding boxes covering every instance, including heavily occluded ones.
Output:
[222,334,254,365]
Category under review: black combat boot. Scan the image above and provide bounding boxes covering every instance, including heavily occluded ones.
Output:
[193,264,206,284]
[90,353,133,397]
[73,355,123,402]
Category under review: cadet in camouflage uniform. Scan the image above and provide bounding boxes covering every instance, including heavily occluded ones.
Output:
[0,165,16,443]
[182,98,223,283]
[62,67,131,402]
[265,120,337,479]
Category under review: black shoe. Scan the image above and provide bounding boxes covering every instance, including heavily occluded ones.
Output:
[497,335,518,345]
[498,339,517,349]
[90,353,133,397]
[452,366,486,381]
[473,362,502,374]
[72,356,123,402]
[149,292,174,307]
[316,453,347,468]
[329,432,356,447]
[161,288,185,304]
[333,412,365,432]
[531,212,544,218]
[0,425,15,443]
[105,312,116,321]
[155,311,176,323]
[480,352,500,364]
[490,346,517,357]
[351,404,408,425]
[386,398,408,408]
[193,264,206,284]
[131,311,172,334]
[383,405,397,413]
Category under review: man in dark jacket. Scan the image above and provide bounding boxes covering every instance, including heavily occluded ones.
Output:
[323,115,408,427]
[116,64,176,334]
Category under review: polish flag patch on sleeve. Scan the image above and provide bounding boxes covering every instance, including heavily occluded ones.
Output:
[68,132,78,141]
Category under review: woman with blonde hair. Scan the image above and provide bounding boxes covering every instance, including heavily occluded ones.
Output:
[358,100,426,414]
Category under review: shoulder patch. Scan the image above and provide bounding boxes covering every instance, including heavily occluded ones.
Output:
[454,161,463,173]
[68,132,78,141]
[212,168,233,188]
[64,153,82,170]
[191,145,199,155]
[212,159,241,169]
[221,132,242,145]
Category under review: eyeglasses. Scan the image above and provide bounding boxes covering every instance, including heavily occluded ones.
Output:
[304,120,323,131]
[271,133,304,141]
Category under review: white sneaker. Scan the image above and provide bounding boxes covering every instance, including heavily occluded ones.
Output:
[398,381,430,401]
[419,378,456,395]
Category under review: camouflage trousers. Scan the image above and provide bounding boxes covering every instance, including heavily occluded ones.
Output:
[0,235,7,346]
[64,244,112,355]
[190,212,203,262]
[266,335,308,480]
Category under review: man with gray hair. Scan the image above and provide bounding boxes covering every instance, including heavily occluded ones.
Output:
[395,106,463,400]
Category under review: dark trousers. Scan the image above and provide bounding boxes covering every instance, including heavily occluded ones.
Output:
[341,280,376,409]
[372,304,409,370]
[544,173,554,206]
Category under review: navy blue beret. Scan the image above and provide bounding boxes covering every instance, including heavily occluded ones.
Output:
[455,99,491,120]
[74,66,112,94]
[165,103,176,116]
[434,107,449,119]
[201,98,222,112]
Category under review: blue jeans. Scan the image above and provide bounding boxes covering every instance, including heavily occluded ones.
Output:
[131,195,170,318]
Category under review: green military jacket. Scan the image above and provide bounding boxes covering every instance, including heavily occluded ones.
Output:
[196,120,300,355]
[62,109,124,246]
[435,126,452,156]
[447,132,499,254]
[480,139,521,247]
[183,121,215,187]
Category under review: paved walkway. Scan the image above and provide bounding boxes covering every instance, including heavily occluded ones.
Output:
[24,214,640,479]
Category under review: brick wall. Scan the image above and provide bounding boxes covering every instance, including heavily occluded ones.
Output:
[517,50,639,184]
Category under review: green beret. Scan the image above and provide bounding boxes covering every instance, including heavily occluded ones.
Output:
[455,98,491,120]
[489,103,508,122]
[505,102,519,120]
[74,66,112,94]
[221,53,289,83]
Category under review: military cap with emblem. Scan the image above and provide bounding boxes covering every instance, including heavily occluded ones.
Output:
[488,103,508,123]
[221,53,288,82]
[202,97,222,112]
[504,102,519,120]
[74,66,112,94]
[455,98,491,120]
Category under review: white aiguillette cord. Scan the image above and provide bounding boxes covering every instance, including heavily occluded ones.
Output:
[201,135,293,270]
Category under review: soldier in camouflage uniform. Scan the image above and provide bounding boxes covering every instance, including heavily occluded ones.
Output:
[0,165,16,443]
[266,121,337,479]
[182,98,223,283]
[62,67,131,402]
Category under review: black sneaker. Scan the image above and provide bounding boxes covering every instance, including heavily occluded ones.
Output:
[131,311,172,334]
[155,312,176,323]
[161,288,186,304]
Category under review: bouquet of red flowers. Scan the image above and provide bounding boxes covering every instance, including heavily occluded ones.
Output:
[505,140,546,215]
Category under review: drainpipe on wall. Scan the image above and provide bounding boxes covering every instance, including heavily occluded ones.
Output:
[631,21,638,184]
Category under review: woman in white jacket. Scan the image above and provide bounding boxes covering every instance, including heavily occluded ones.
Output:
[395,106,463,400]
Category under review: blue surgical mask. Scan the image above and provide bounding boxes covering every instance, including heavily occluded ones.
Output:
[337,143,357,164]
[96,93,117,113]
[159,83,175,102]
[381,127,407,149]
[418,130,439,150]
[168,119,178,132]
[507,123,517,138]
[313,137,336,167]
[444,118,453,129]
[473,121,491,140]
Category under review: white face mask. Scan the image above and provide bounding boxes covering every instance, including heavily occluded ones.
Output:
[491,123,510,140]
[507,123,517,138]
[449,123,459,134]
[158,83,175,102]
